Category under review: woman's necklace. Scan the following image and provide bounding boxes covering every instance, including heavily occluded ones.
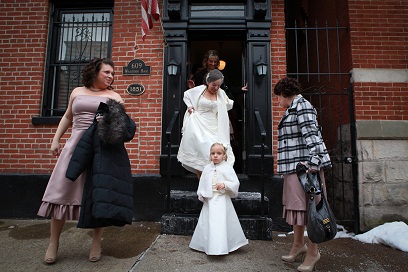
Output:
[89,88,106,92]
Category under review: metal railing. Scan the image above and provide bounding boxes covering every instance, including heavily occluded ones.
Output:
[165,110,180,213]
[285,19,350,82]
[254,110,266,217]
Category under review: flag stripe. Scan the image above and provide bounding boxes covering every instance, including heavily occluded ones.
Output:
[141,0,160,41]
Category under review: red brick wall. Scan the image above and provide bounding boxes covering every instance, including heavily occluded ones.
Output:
[0,0,165,174]
[111,0,164,174]
[271,0,287,173]
[353,82,408,120]
[348,0,408,120]
[349,0,407,70]
[0,0,288,175]
[9,1,398,174]
[0,0,50,174]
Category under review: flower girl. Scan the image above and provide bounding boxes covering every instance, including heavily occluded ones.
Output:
[189,143,248,255]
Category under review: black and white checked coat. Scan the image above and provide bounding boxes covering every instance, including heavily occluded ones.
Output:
[277,94,331,175]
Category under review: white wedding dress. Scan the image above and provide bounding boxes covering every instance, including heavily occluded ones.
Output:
[189,161,248,255]
[177,90,234,173]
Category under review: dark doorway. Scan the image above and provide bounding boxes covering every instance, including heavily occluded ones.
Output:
[188,31,247,173]
[161,1,272,178]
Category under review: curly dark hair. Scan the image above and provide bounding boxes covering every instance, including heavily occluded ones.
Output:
[273,77,302,97]
[81,58,115,89]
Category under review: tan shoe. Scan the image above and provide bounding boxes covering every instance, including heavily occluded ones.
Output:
[281,244,308,263]
[297,252,320,272]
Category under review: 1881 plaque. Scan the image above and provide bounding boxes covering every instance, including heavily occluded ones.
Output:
[123,59,151,75]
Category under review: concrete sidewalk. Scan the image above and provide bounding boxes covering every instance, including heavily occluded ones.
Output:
[0,219,406,272]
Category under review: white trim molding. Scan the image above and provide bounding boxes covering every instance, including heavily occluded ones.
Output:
[350,68,408,83]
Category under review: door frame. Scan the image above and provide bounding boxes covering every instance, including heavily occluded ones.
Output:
[160,0,273,176]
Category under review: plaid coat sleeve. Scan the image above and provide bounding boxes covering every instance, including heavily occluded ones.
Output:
[277,95,331,175]
[296,98,330,167]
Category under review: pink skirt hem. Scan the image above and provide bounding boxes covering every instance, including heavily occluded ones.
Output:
[283,206,307,226]
[37,201,81,221]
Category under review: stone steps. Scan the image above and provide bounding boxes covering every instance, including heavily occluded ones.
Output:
[161,213,273,240]
[161,189,273,240]
[169,190,269,215]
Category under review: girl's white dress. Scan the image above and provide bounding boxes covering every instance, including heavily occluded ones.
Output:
[189,160,248,255]
[177,85,235,174]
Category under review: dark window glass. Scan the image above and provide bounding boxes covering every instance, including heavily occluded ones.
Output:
[43,4,113,117]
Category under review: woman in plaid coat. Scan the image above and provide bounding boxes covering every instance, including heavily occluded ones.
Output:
[274,77,331,272]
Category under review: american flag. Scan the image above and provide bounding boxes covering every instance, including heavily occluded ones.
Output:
[141,0,160,41]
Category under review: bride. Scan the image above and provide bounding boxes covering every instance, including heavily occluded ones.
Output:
[177,69,235,179]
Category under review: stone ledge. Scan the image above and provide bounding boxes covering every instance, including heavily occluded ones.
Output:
[350,68,408,83]
[356,120,408,139]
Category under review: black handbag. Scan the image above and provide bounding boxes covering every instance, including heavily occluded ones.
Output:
[296,163,337,244]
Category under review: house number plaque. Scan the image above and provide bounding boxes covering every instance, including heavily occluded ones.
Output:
[123,59,151,75]
[126,83,145,96]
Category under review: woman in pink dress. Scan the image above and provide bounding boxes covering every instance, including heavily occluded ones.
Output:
[37,58,124,264]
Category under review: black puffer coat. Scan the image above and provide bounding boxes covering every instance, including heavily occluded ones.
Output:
[66,99,136,228]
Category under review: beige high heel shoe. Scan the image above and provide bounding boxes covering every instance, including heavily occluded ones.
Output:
[297,252,320,272]
[89,253,101,262]
[44,243,59,265]
[89,245,102,262]
[281,244,308,263]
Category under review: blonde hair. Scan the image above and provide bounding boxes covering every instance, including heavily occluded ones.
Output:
[202,50,220,68]
[209,142,227,161]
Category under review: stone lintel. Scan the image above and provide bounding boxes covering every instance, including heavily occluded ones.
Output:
[356,120,408,140]
[350,68,408,83]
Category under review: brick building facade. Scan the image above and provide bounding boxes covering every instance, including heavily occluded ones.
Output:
[0,0,407,232]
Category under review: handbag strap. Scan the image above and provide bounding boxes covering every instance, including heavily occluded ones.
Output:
[308,172,323,200]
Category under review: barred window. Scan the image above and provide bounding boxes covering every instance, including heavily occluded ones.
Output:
[42,2,113,117]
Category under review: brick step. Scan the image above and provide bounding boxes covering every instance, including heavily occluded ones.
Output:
[169,190,269,215]
[161,213,273,240]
